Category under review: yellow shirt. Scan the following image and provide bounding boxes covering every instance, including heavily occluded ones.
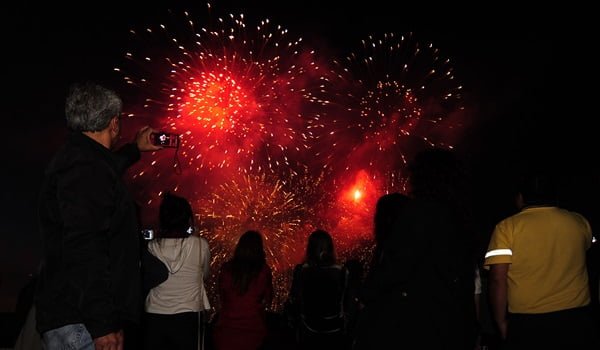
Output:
[484,206,592,314]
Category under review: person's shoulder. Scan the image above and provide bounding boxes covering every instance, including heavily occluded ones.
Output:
[51,139,116,177]
[185,235,208,251]
[558,207,587,219]
[192,234,210,246]
[493,213,518,231]
[559,208,592,228]
[47,139,91,169]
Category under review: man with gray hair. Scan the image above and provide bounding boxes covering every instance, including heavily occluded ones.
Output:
[35,82,162,350]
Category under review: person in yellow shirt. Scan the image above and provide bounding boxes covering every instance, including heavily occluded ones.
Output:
[484,172,599,349]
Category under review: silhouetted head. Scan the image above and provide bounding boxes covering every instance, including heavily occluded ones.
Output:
[408,148,467,202]
[233,230,266,263]
[158,192,194,239]
[516,171,558,208]
[230,230,267,294]
[374,193,410,247]
[305,229,336,267]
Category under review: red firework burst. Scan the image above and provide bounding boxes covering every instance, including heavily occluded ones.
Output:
[324,32,466,180]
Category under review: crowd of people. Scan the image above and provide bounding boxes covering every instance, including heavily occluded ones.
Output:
[13,82,600,349]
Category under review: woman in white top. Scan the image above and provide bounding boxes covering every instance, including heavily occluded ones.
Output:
[144,192,211,350]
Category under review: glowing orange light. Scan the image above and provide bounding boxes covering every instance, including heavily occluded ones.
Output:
[353,189,362,201]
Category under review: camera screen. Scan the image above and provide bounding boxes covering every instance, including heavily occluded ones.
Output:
[151,132,179,148]
[141,229,154,240]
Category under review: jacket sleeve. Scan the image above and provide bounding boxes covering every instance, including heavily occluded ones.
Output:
[57,160,119,338]
[113,143,141,175]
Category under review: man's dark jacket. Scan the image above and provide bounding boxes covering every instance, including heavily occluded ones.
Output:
[36,132,141,339]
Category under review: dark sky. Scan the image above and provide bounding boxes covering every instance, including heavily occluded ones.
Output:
[2,1,597,312]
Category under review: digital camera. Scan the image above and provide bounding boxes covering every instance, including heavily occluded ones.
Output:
[141,229,154,240]
[151,132,180,148]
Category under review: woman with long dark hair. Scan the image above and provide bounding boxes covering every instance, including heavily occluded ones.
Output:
[353,193,410,327]
[288,229,349,349]
[212,230,273,350]
[144,192,211,350]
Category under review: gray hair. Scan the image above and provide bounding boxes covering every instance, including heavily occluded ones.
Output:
[65,82,122,132]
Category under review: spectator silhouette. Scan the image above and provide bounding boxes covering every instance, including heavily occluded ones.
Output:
[35,82,162,350]
[353,193,409,347]
[212,230,273,350]
[287,229,350,350]
[485,171,600,349]
[353,148,477,350]
[143,192,211,350]
[371,193,411,267]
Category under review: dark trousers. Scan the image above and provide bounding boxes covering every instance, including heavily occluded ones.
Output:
[144,312,199,350]
[504,306,600,350]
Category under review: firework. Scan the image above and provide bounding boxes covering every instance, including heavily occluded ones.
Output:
[324,32,465,180]
[116,8,331,179]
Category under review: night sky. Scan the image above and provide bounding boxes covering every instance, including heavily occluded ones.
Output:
[2,1,597,312]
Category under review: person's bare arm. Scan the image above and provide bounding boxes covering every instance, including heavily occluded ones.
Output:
[474,291,481,349]
[489,263,509,339]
